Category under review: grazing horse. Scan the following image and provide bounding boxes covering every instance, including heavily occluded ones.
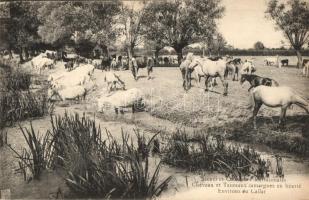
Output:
[180,59,195,90]
[249,86,309,129]
[241,61,256,74]
[188,57,229,95]
[240,74,279,91]
[130,56,154,80]
[225,60,239,81]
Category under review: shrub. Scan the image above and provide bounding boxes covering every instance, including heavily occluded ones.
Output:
[162,129,271,180]
[49,113,172,199]
[0,91,49,126]
[8,122,55,181]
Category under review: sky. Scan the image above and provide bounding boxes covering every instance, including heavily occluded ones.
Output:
[124,0,288,49]
[217,0,287,49]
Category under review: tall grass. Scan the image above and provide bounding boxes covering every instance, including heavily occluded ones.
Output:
[8,122,55,181]
[0,60,49,127]
[0,91,48,126]
[48,112,172,199]
[162,129,270,180]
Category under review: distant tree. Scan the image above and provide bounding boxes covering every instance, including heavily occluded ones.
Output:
[206,33,227,56]
[37,1,121,56]
[140,0,225,64]
[254,41,265,50]
[266,0,309,67]
[6,2,41,62]
[119,3,147,63]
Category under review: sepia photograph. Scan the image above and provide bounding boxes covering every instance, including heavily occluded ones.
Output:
[0,0,308,199]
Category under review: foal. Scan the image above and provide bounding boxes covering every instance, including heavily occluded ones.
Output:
[240,74,279,91]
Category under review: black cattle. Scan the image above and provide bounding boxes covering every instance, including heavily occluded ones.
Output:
[281,59,289,66]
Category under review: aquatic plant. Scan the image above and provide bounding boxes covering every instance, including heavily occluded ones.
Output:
[162,129,271,180]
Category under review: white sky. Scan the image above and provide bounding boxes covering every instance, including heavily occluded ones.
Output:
[123,0,288,49]
[217,0,287,49]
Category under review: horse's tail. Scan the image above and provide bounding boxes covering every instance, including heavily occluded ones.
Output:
[272,79,279,87]
[293,95,309,114]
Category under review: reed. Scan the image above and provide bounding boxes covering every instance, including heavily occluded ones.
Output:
[162,129,271,180]
[48,112,172,199]
[8,122,55,181]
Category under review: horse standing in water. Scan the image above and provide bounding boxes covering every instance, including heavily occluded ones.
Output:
[240,74,279,91]
[249,86,309,129]
[188,57,229,96]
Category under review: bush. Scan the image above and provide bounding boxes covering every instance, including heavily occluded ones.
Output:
[162,129,271,180]
[49,113,172,199]
[8,122,55,181]
[0,60,48,127]
[0,91,49,126]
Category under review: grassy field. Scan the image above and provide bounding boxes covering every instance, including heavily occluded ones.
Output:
[1,55,309,199]
[88,56,309,156]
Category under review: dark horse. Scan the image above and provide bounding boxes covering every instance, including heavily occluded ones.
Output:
[240,74,279,91]
[130,56,154,80]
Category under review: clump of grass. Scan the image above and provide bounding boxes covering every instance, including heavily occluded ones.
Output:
[162,129,271,180]
[8,122,56,181]
[0,60,31,91]
[0,60,49,127]
[0,91,49,126]
[49,112,172,199]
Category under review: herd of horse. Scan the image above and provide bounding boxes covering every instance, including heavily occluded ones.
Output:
[178,53,309,129]
[36,50,309,129]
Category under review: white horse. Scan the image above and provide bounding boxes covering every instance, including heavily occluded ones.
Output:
[188,57,229,95]
[250,85,309,129]
[240,61,256,74]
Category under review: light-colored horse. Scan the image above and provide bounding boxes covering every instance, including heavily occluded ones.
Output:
[240,61,256,74]
[179,53,195,91]
[250,85,309,129]
[188,57,229,95]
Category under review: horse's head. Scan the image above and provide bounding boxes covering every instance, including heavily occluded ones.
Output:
[188,58,200,70]
[240,74,247,85]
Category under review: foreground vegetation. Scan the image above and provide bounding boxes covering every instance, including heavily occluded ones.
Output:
[7,111,286,198]
[0,60,49,128]
[10,113,172,199]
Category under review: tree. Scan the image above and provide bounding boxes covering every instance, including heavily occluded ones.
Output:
[141,0,225,64]
[266,0,309,67]
[6,2,41,62]
[206,32,227,56]
[118,2,148,65]
[254,41,265,50]
[37,1,121,56]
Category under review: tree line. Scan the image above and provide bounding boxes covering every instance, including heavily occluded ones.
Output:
[0,0,308,67]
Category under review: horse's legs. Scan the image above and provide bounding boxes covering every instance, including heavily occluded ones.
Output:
[279,104,289,127]
[253,102,262,129]
[204,75,210,91]
[218,76,228,96]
